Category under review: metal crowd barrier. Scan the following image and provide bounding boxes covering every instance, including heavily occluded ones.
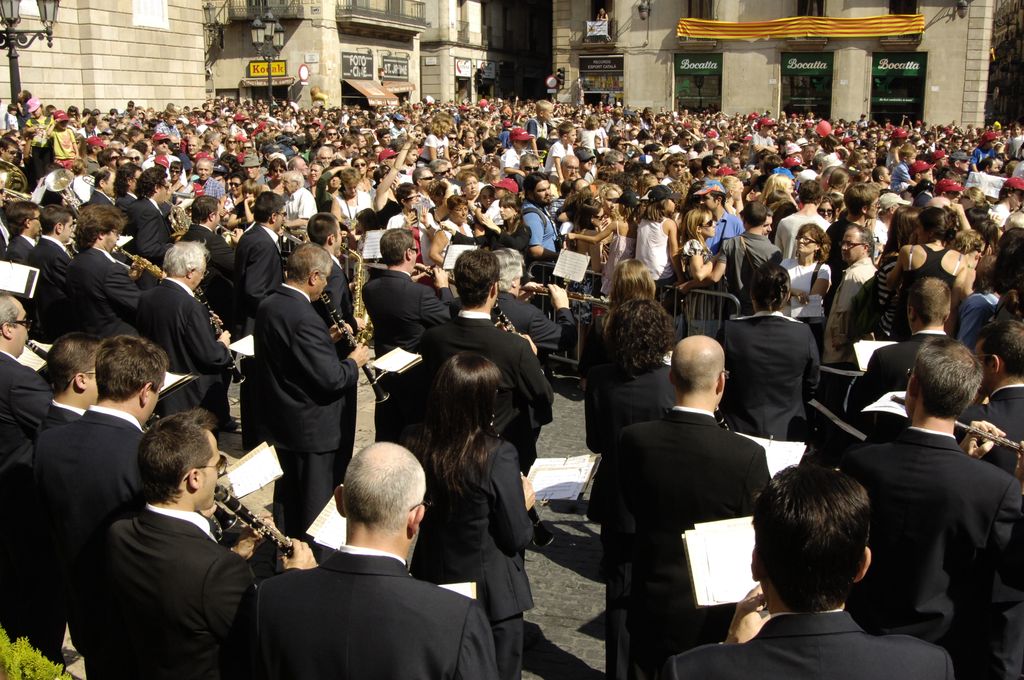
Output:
[526,261,605,368]
[666,287,742,339]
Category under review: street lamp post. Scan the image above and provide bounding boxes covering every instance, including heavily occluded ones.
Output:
[0,0,60,103]
[250,10,284,107]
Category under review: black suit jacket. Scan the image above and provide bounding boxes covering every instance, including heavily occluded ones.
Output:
[584,364,674,533]
[848,333,937,441]
[181,224,235,328]
[39,402,80,432]
[5,234,34,264]
[720,314,819,441]
[107,510,254,680]
[496,291,576,354]
[0,352,50,484]
[252,551,499,680]
[410,437,534,622]
[961,385,1024,475]
[137,280,232,416]
[65,247,140,337]
[313,258,358,359]
[26,236,73,341]
[125,197,172,265]
[662,611,954,680]
[233,225,282,337]
[620,410,770,653]
[841,429,1024,680]
[253,286,359,452]
[87,190,115,207]
[362,269,454,357]
[115,193,136,218]
[34,409,144,661]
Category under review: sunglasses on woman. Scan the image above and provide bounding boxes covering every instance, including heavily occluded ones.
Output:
[818,209,834,217]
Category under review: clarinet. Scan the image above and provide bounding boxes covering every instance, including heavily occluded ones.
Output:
[194,286,244,384]
[492,306,555,547]
[25,339,49,360]
[214,485,294,556]
[320,291,389,403]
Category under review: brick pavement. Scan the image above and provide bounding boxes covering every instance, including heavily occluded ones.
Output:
[63,370,608,679]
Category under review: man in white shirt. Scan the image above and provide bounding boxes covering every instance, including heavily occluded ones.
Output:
[544,121,577,184]
[776,180,832,259]
[282,170,316,230]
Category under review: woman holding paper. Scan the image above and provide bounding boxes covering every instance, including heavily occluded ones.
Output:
[406,352,535,680]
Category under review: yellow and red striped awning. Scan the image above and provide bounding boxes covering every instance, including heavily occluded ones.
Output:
[677,14,925,40]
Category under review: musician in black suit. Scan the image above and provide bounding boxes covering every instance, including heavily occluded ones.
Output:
[125,166,173,267]
[39,332,100,431]
[961,320,1024,475]
[86,167,116,207]
[362,228,454,442]
[620,335,771,680]
[848,277,949,442]
[251,442,500,680]
[841,336,1024,680]
[421,249,554,473]
[254,244,370,549]
[493,247,576,355]
[66,205,140,337]
[107,409,316,680]
[0,294,56,660]
[584,298,675,680]
[181,195,236,328]
[34,335,167,680]
[4,200,39,264]
[137,241,233,420]
[113,162,141,217]
[27,205,74,341]
[719,263,819,441]
[662,466,954,680]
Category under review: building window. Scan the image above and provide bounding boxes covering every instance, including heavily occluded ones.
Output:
[797,0,825,16]
[133,0,169,29]
[889,0,917,13]
[688,0,713,19]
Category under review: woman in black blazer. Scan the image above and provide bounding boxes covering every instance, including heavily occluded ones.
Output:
[406,352,535,680]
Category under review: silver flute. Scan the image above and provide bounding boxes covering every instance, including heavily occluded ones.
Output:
[890,395,1024,453]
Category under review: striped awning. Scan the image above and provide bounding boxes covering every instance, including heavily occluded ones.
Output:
[677,14,925,40]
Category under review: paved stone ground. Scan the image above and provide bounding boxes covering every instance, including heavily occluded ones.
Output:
[63,367,608,679]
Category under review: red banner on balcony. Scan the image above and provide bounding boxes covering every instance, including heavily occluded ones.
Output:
[676,14,924,40]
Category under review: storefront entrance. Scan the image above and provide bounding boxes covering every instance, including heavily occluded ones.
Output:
[781,52,833,119]
[674,53,722,113]
[870,52,927,124]
[579,55,624,107]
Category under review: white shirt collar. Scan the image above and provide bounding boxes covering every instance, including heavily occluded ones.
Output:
[672,405,716,418]
[19,234,36,246]
[282,283,311,303]
[261,224,280,250]
[51,400,85,416]
[166,278,195,298]
[459,310,492,320]
[330,253,341,269]
[907,426,955,440]
[94,245,118,264]
[88,404,143,431]
[913,329,946,336]
[336,543,406,566]
[991,383,1024,398]
[148,197,161,212]
[0,349,18,362]
[41,234,66,249]
[145,504,215,541]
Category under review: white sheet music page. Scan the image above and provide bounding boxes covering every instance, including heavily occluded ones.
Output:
[0,261,39,298]
[228,334,255,357]
[439,582,478,599]
[861,391,907,417]
[361,230,384,260]
[552,249,590,283]
[160,372,195,394]
[308,497,347,550]
[226,442,284,498]
[372,347,422,374]
[527,454,600,501]
[735,434,806,478]
[684,517,757,607]
[17,344,47,372]
[442,244,477,270]
[853,340,896,372]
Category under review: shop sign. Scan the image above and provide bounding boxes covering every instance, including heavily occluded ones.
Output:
[674,53,722,76]
[247,60,286,78]
[454,58,473,78]
[579,55,624,73]
[872,53,925,77]
[477,60,497,80]
[381,56,409,81]
[781,52,833,77]
[342,52,374,80]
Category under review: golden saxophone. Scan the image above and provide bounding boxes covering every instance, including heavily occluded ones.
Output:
[348,247,373,346]
[113,245,165,280]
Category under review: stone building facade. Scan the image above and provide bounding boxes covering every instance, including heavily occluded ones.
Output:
[989,0,1022,122]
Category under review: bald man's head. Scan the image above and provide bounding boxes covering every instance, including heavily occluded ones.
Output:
[341,442,425,534]
[671,335,725,395]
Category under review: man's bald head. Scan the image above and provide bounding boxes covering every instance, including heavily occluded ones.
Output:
[341,442,426,534]
[671,335,725,395]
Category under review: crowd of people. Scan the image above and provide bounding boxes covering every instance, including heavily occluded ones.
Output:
[1,88,1024,680]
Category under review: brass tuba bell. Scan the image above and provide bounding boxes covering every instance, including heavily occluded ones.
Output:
[0,159,30,200]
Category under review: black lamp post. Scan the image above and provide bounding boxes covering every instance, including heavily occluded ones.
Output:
[250,10,284,105]
[0,0,59,103]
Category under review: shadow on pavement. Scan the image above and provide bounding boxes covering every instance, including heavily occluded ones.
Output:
[523,621,604,680]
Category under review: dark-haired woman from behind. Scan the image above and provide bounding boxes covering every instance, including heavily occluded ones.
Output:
[719,262,820,441]
[406,352,535,680]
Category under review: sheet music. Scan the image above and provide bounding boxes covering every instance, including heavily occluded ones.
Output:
[966,172,1006,199]
[307,496,347,550]
[808,399,867,441]
[372,347,422,374]
[853,340,896,372]
[789,294,823,319]
[552,249,590,283]
[361,230,384,259]
[160,372,195,394]
[116,235,134,248]
[861,391,907,418]
[0,261,39,298]
[527,455,600,501]
[735,434,805,477]
[684,517,757,607]
[17,344,47,372]
[225,442,284,498]
[229,334,255,357]
[439,582,477,599]
[442,244,477,270]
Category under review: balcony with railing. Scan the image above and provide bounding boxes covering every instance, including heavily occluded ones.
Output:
[579,18,617,47]
[225,0,305,22]
[335,0,427,37]
[457,20,470,44]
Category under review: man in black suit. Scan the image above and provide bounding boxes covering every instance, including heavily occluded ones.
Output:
[620,335,771,680]
[251,442,500,680]
[107,409,316,680]
[662,465,954,680]
[962,320,1024,475]
[841,337,1024,680]
[493,247,576,355]
[137,241,233,420]
[86,167,116,207]
[27,204,74,341]
[39,332,100,430]
[35,335,167,680]
[114,162,141,217]
[848,277,949,441]
[254,244,369,549]
[181,195,235,329]
[362,228,454,442]
[4,200,39,264]
[420,248,553,473]
[0,294,55,660]
[66,205,140,336]
[125,166,173,268]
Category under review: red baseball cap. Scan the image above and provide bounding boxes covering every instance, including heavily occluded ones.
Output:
[930,149,947,161]
[891,128,909,139]
[233,133,248,142]
[493,178,519,193]
[509,127,534,142]
[86,135,106,148]
[909,160,933,175]
[981,131,999,143]
[1003,177,1024,191]
[716,166,736,176]
[52,110,69,122]
[935,178,965,194]
[152,132,170,142]
[377,149,398,162]
[782,157,801,169]
[153,156,170,169]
